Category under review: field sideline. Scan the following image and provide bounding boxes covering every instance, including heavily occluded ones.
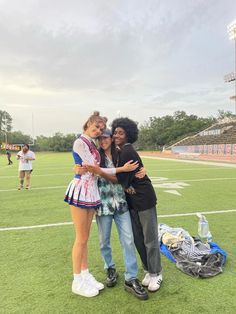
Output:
[0,152,236,314]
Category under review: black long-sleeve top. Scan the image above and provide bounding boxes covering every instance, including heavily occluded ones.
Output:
[116,143,157,211]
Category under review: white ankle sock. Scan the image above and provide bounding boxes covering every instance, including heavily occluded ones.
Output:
[81,269,89,275]
[73,273,82,282]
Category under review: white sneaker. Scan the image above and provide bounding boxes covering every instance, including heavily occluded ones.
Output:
[72,279,99,297]
[83,272,104,291]
[142,272,151,287]
[148,274,163,292]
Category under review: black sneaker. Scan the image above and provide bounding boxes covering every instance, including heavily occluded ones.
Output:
[124,279,148,300]
[106,267,118,287]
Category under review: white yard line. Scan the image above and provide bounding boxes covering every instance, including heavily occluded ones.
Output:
[153,177,236,184]
[1,168,234,180]
[34,167,71,171]
[0,173,71,179]
[142,156,236,168]
[0,222,73,231]
[0,186,67,192]
[0,166,70,171]
[179,177,236,182]
[1,176,236,193]
[0,165,12,170]
[1,208,236,232]
[159,209,236,218]
[149,167,234,172]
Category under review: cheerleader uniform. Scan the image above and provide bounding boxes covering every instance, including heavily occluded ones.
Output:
[64,134,115,209]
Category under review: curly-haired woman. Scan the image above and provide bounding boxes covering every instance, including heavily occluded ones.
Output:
[111,117,162,293]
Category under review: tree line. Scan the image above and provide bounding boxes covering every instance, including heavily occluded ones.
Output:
[0,109,235,152]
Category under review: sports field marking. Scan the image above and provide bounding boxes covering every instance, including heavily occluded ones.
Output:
[0,186,67,192]
[2,169,222,179]
[0,164,70,172]
[163,177,236,183]
[1,176,236,192]
[5,168,228,179]
[142,156,236,168]
[0,165,12,170]
[150,167,235,172]
[34,167,71,171]
[0,222,73,231]
[159,209,236,217]
[1,208,236,231]
[164,190,182,196]
[0,173,71,179]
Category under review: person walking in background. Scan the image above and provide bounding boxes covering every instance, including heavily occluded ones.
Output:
[111,117,163,293]
[17,144,35,190]
[6,150,13,165]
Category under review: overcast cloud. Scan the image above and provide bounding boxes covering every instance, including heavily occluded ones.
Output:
[0,0,236,135]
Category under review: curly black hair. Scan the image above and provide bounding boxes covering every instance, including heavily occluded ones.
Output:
[111,117,139,144]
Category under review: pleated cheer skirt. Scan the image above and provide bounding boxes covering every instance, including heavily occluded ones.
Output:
[64,175,101,209]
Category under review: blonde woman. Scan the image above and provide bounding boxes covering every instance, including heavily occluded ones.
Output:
[64,112,138,297]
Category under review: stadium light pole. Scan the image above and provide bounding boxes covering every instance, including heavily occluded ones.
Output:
[3,111,8,144]
[227,19,236,114]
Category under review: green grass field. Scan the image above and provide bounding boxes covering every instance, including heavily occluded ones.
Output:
[0,152,236,314]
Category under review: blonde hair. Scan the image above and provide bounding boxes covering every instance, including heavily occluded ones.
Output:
[83,111,107,131]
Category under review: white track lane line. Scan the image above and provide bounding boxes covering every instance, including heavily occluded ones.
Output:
[1,209,236,231]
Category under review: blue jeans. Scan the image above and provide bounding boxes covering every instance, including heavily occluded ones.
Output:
[96,211,138,281]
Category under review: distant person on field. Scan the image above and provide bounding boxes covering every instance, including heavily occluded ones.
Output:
[6,150,13,165]
[17,144,36,190]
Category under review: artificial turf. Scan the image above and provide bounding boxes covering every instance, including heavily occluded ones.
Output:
[0,152,236,313]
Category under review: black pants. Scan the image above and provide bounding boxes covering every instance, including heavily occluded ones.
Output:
[8,158,13,165]
[129,207,162,275]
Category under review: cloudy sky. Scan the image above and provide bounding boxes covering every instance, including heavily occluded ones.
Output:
[0,0,236,136]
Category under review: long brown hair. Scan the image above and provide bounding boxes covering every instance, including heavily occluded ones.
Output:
[99,141,118,168]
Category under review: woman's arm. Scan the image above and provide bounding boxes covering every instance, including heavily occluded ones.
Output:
[16,151,22,160]
[135,166,146,179]
[26,152,36,161]
[73,138,98,165]
[116,160,139,173]
[74,165,87,175]
[73,164,118,182]
[116,145,140,189]
[84,160,139,183]
[84,164,118,183]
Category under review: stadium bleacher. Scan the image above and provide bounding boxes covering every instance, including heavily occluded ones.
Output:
[171,119,236,156]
